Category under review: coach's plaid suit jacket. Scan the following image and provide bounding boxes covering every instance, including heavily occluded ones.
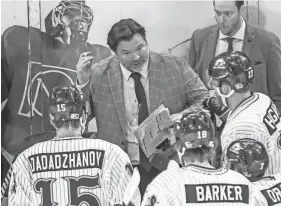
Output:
[82,51,209,157]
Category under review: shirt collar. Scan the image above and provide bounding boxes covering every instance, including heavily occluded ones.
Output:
[219,17,246,40]
[120,60,149,81]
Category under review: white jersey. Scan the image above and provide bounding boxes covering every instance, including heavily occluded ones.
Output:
[221,93,281,175]
[8,136,141,206]
[141,160,266,206]
[252,173,281,206]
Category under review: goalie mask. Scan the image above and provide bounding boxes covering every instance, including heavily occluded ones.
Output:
[45,0,93,46]
[207,51,254,107]
[225,138,269,182]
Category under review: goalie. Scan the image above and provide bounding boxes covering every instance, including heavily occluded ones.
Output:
[1,0,112,202]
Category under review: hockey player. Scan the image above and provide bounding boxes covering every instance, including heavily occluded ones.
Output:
[1,0,112,201]
[141,111,266,206]
[207,51,281,175]
[1,0,112,157]
[226,138,281,206]
[8,85,140,206]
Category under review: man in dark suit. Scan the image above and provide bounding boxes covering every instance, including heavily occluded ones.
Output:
[76,18,209,196]
[188,0,281,112]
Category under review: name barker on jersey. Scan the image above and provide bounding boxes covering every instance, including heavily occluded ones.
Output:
[28,149,105,174]
[185,184,249,203]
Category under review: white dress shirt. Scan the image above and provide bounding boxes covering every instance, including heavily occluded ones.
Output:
[215,18,246,56]
[120,60,150,164]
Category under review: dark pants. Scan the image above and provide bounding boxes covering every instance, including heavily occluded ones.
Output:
[211,113,225,168]
[134,165,161,199]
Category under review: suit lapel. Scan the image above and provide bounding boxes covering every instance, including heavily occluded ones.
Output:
[108,56,127,135]
[243,23,255,57]
[148,52,164,113]
[204,27,219,83]
[107,53,164,130]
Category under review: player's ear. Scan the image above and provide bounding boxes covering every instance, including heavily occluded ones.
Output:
[239,5,245,16]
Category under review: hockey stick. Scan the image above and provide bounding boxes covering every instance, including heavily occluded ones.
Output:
[1,0,42,200]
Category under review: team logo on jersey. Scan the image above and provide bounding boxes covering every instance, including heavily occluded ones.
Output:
[18,62,76,118]
[145,195,159,206]
[125,163,134,177]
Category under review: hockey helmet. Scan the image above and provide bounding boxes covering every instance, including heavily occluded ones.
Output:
[174,111,216,150]
[226,138,269,181]
[48,85,87,122]
[207,51,254,91]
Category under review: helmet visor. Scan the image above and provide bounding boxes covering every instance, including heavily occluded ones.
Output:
[208,67,229,79]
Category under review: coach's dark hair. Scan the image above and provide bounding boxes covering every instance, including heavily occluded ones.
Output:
[107,18,147,53]
[213,0,244,10]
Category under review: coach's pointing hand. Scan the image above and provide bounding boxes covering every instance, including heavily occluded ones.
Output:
[76,52,94,85]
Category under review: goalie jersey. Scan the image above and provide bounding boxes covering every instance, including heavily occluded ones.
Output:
[141,161,266,206]
[1,25,112,156]
[8,137,140,206]
[221,93,281,175]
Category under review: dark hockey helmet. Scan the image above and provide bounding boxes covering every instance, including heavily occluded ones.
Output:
[207,51,254,91]
[226,138,269,181]
[48,85,86,122]
[45,0,93,43]
[173,111,216,150]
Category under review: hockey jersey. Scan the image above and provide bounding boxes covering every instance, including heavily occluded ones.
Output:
[221,93,281,175]
[141,160,267,206]
[8,137,141,206]
[252,173,281,206]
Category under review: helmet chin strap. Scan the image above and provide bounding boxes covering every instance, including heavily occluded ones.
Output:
[177,146,187,167]
[215,87,235,107]
[79,117,86,135]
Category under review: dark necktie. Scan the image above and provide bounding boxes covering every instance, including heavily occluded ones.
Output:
[130,72,152,172]
[225,37,234,52]
[130,72,149,124]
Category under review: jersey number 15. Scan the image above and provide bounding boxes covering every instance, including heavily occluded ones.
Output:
[34,175,101,206]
